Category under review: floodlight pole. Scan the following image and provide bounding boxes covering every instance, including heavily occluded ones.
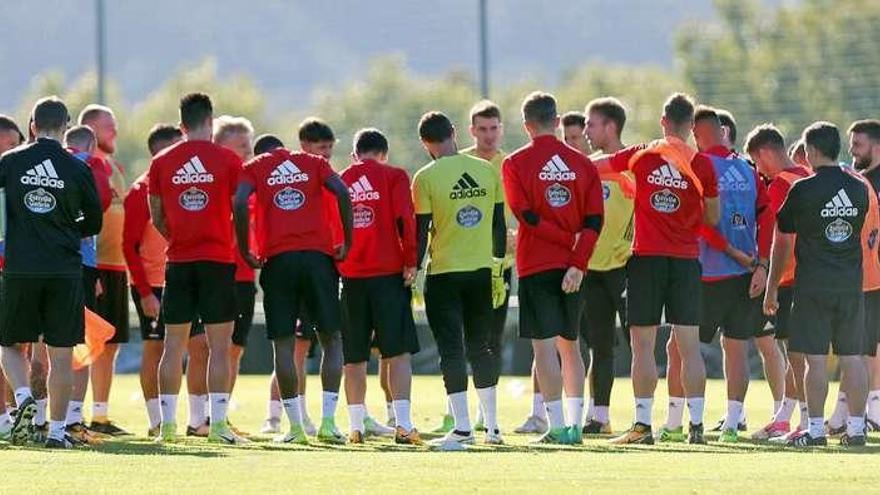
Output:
[96,0,107,104]
[479,0,489,98]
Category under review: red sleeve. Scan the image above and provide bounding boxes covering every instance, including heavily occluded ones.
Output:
[148,159,161,197]
[755,170,773,258]
[699,225,729,251]
[501,156,574,250]
[569,159,604,269]
[88,157,112,211]
[122,184,153,298]
[767,179,790,217]
[228,153,243,197]
[692,154,719,198]
[608,145,641,173]
[317,157,335,183]
[392,169,417,267]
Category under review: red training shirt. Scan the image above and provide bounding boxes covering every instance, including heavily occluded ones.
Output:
[148,140,241,263]
[123,173,168,297]
[767,164,812,287]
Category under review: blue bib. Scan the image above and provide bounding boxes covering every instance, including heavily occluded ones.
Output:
[73,151,98,268]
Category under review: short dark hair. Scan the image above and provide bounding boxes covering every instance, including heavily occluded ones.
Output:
[561,111,586,129]
[298,117,335,143]
[0,115,24,143]
[64,125,96,151]
[253,134,284,155]
[418,111,454,143]
[693,105,721,126]
[848,119,880,142]
[180,93,213,131]
[716,109,737,145]
[744,124,786,154]
[353,128,389,156]
[662,92,696,127]
[803,121,841,161]
[586,97,627,137]
[789,139,806,160]
[522,91,557,128]
[32,96,69,133]
[469,100,501,124]
[147,124,182,156]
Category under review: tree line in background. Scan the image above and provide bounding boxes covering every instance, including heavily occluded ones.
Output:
[10,0,880,177]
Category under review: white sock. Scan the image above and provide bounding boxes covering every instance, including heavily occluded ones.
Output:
[448,391,471,432]
[476,386,498,432]
[393,399,412,430]
[595,406,610,424]
[635,397,653,426]
[446,397,454,417]
[545,400,565,429]
[13,387,32,407]
[739,407,747,424]
[665,397,685,428]
[282,397,302,427]
[0,412,11,427]
[322,391,339,420]
[798,401,809,431]
[48,420,66,441]
[34,398,48,425]
[348,404,366,433]
[565,396,584,428]
[723,400,743,431]
[586,398,596,421]
[531,393,546,419]
[687,397,705,426]
[773,400,782,415]
[268,400,282,421]
[65,400,84,425]
[159,394,178,425]
[145,398,161,429]
[386,402,395,423]
[828,391,848,428]
[808,416,825,438]
[772,397,797,423]
[188,394,206,428]
[209,393,230,424]
[200,394,209,423]
[867,390,880,423]
[297,396,311,422]
[847,415,866,438]
[92,401,108,418]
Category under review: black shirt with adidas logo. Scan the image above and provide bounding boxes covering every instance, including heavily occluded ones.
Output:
[777,165,867,294]
[0,138,102,277]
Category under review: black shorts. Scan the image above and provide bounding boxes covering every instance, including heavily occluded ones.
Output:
[789,290,865,356]
[581,267,627,350]
[260,251,341,340]
[699,274,765,343]
[163,261,236,325]
[131,286,205,341]
[772,286,794,340]
[0,275,84,348]
[96,269,130,343]
[627,255,701,327]
[519,269,585,341]
[233,281,257,347]
[863,290,880,357]
[82,266,99,311]
[341,274,419,363]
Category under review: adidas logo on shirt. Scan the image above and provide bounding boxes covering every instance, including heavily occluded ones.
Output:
[821,189,859,218]
[647,164,689,190]
[267,160,309,185]
[719,166,750,192]
[348,175,380,201]
[449,172,487,199]
[21,159,64,188]
[172,156,214,185]
[539,155,576,181]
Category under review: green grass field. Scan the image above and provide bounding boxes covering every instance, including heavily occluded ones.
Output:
[2,375,878,494]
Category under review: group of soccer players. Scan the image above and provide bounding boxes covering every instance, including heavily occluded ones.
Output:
[0,86,878,451]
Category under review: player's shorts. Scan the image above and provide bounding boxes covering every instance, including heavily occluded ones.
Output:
[519,269,585,341]
[863,289,880,357]
[627,255,701,327]
[0,275,84,348]
[424,268,493,356]
[789,290,865,356]
[772,285,794,340]
[163,261,236,325]
[232,281,257,347]
[341,273,419,363]
[581,267,627,350]
[96,269,130,343]
[260,250,341,340]
[699,273,765,343]
[82,266,99,311]
[131,286,205,340]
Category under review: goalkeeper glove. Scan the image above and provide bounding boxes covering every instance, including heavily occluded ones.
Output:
[491,258,507,309]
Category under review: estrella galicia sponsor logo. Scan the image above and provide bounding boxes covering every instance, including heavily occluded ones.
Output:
[731,212,747,229]
[648,164,688,190]
[172,156,214,185]
[545,183,572,208]
[825,218,853,243]
[24,187,56,213]
[21,159,65,189]
[449,172,487,200]
[650,188,680,213]
[352,203,375,228]
[821,189,858,218]
[602,183,611,201]
[179,187,209,211]
[267,160,309,185]
[456,205,483,228]
[273,187,305,210]
[539,155,576,181]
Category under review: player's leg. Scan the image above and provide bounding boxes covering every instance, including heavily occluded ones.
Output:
[185,328,209,437]
[835,294,869,447]
[754,335,785,418]
[658,335,686,443]
[583,269,621,435]
[341,277,372,443]
[29,343,50,442]
[45,345,74,448]
[719,335,749,442]
[379,357,395,427]
[786,291,831,447]
[861,290,880,430]
[261,372,283,433]
[134,286,164,437]
[225,281,256,437]
[463,268,502,445]
[89,269,129,436]
[868,350,880,430]
[476,266,511,432]
[271,335,307,444]
[293,333,316,434]
[514,361,547,434]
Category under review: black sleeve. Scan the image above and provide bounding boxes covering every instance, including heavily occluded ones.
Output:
[77,164,103,237]
[416,213,432,270]
[492,202,506,259]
